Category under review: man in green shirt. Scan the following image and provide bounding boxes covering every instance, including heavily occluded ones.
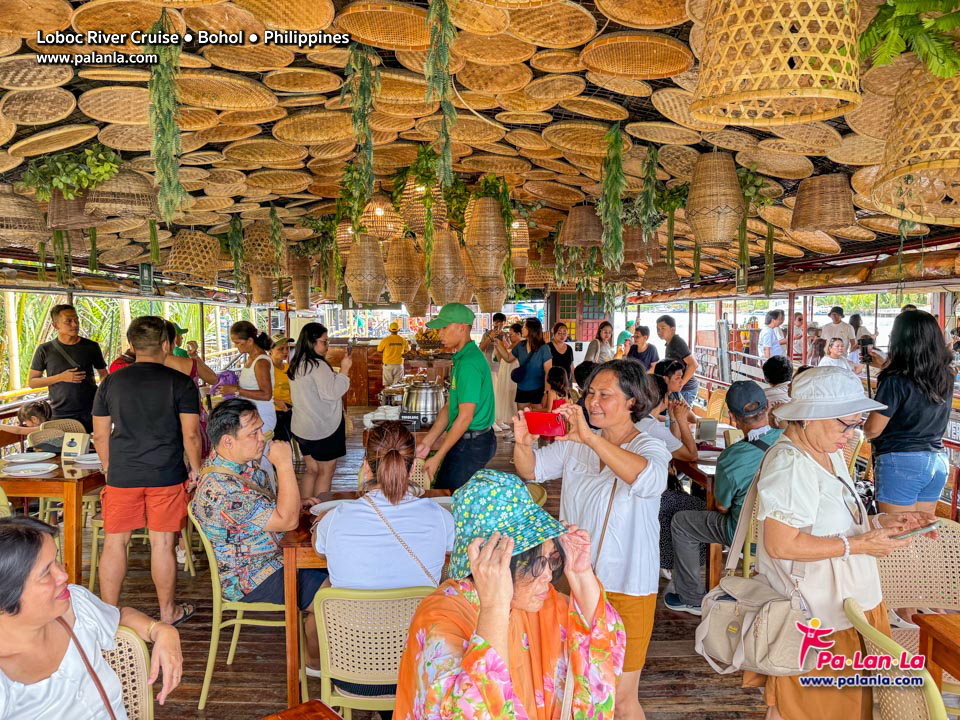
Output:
[665,380,783,615]
[172,324,190,358]
[416,303,496,490]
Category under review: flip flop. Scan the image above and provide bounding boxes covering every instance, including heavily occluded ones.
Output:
[170,602,195,628]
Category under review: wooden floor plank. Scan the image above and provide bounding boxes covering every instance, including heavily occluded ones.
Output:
[77,406,766,719]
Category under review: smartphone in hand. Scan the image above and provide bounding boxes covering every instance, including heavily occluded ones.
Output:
[891,520,941,540]
[524,411,567,437]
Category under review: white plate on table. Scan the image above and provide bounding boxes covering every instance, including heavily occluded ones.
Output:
[309,499,350,516]
[3,452,56,463]
[430,496,453,509]
[3,462,59,477]
[70,453,101,464]
[697,450,722,464]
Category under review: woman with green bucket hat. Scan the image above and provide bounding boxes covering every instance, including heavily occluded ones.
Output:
[394,469,626,719]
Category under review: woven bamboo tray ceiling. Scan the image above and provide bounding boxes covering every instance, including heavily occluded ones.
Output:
[0,0,956,291]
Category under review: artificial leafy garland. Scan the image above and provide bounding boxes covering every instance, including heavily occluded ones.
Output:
[37,239,47,282]
[299,214,343,293]
[424,0,457,186]
[444,174,471,232]
[473,174,515,291]
[269,204,283,285]
[143,9,188,223]
[736,165,774,293]
[392,145,441,289]
[656,183,689,274]
[227,214,246,291]
[87,228,97,272]
[598,123,626,271]
[64,230,73,281]
[338,162,368,234]
[51,229,66,285]
[693,241,701,283]
[763,222,775,296]
[623,146,663,266]
[148,219,160,265]
[342,44,381,201]
[860,1,960,79]
[19,143,120,200]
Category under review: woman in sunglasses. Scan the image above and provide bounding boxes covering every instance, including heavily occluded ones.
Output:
[746,366,937,720]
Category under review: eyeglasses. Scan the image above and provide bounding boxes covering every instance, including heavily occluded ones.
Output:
[835,417,864,435]
[835,475,864,527]
[525,551,563,579]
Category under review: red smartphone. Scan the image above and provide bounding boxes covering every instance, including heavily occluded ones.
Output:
[524,411,567,437]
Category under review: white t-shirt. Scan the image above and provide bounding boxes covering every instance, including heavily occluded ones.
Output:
[764,383,790,406]
[532,430,670,597]
[290,359,350,441]
[314,490,454,589]
[756,438,881,631]
[239,354,276,433]
[758,326,784,358]
[822,320,856,351]
[0,585,126,720]
[818,356,855,371]
[635,416,682,453]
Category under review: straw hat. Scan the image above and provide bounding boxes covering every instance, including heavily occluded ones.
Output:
[773,366,885,421]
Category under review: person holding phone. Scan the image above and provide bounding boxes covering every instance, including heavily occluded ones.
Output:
[744,366,937,720]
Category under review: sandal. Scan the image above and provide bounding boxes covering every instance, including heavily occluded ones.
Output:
[170,602,196,628]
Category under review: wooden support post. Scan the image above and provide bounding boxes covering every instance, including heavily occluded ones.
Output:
[802,296,808,365]
[874,293,879,336]
[687,300,694,347]
[119,298,131,337]
[787,292,795,364]
[199,301,206,361]
[4,291,20,389]
[214,305,222,353]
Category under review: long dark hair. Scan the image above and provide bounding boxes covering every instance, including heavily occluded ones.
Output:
[850,313,862,332]
[288,322,330,380]
[0,517,57,614]
[596,320,613,343]
[231,320,271,352]
[524,317,544,353]
[879,310,953,403]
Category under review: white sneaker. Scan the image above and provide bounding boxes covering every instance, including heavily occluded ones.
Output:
[176,547,186,566]
[887,608,919,630]
[660,568,673,581]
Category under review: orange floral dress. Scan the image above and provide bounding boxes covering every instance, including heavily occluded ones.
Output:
[394,578,625,719]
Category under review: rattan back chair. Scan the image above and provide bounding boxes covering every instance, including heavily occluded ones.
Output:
[102,625,153,720]
[356,458,431,491]
[26,428,64,448]
[312,586,434,718]
[526,483,547,507]
[188,506,308,709]
[841,429,864,479]
[705,387,728,422]
[41,418,86,433]
[844,599,948,720]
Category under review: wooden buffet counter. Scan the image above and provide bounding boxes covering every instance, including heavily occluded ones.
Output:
[325,338,452,406]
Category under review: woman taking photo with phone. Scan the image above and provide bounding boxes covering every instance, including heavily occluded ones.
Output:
[511,317,553,412]
[513,359,670,720]
[288,323,351,497]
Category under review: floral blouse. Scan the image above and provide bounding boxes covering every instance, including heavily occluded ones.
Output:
[394,578,626,719]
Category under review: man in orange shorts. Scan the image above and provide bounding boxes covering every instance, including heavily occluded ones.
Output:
[93,315,202,626]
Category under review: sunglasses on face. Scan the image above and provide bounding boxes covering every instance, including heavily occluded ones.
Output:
[524,551,563,579]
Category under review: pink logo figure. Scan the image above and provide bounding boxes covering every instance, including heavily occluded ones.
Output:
[797,617,835,667]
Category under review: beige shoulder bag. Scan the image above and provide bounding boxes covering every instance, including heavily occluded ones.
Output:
[362,494,438,586]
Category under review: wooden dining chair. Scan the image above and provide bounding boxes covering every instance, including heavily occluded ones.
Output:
[261,700,343,720]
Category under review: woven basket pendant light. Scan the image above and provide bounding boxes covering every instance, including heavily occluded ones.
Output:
[401,181,447,234]
[456,244,475,304]
[642,261,679,291]
[242,222,280,276]
[473,285,507,314]
[510,218,530,248]
[315,259,341,302]
[407,277,430,317]
[691,0,861,126]
[0,184,46,246]
[790,174,854,231]
[685,151,744,246]
[163,230,219,285]
[558,204,602,247]
[621,224,650,264]
[250,275,274,304]
[464,196,509,287]
[360,192,403,240]
[872,66,960,226]
[430,226,468,305]
[286,253,312,309]
[385,234,422,304]
[83,169,161,219]
[336,221,354,257]
[344,232,388,304]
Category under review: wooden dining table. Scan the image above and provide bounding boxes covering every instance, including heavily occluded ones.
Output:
[0,459,105,585]
[672,456,721,592]
[279,488,453,707]
[914,613,960,690]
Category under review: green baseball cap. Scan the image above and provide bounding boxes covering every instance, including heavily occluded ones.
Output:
[426,303,475,329]
[173,324,188,336]
[447,469,567,580]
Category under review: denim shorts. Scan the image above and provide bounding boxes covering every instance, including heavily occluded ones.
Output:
[874,451,949,506]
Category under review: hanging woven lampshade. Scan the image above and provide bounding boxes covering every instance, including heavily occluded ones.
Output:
[539,237,556,268]
[336,221,354,257]
[872,66,960,226]
[604,263,640,283]
[385,235,422,304]
[360,192,403,240]
[510,218,530,248]
[401,181,447,235]
[558,204,602,247]
[523,265,551,288]
[691,0,861,126]
[511,246,528,269]
[163,230,219,285]
[83,169,160,219]
[344,232,387,304]
[242,222,280,276]
[621,224,649,264]
[790,174,854,231]
[0,184,46,247]
[474,285,508,315]
[430,226,468,305]
[250,275,274,304]
[47,190,93,231]
[315,258,341,302]
[456,243,475,304]
[286,253,312,309]
[642,261,679,292]
[407,276,430,317]
[686,151,744,247]
[464,196,509,288]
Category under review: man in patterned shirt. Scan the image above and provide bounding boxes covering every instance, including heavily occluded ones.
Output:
[191,398,327,669]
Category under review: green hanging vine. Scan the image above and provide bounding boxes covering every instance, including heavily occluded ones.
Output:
[473,174,515,292]
[763,222,775,297]
[143,9,188,223]
[269,204,284,285]
[38,239,47,282]
[424,0,457,186]
[860,1,960,79]
[227,214,246,291]
[623,146,664,266]
[338,162,369,234]
[598,123,626,270]
[342,44,381,201]
[736,165,774,293]
[693,241,701,283]
[51,229,66,285]
[656,183,689,274]
[148,219,160,265]
[392,146,441,289]
[300,214,342,293]
[87,228,98,272]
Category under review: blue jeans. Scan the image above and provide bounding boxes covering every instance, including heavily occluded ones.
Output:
[680,384,699,408]
[874,451,949,506]
[433,429,497,491]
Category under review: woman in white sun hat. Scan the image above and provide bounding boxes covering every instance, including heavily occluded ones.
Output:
[743,366,938,720]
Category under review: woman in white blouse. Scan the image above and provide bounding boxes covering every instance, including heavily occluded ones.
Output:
[513,359,670,720]
[818,338,864,373]
[0,517,182,719]
[584,320,616,364]
[748,367,936,720]
[289,322,352,497]
[314,420,454,590]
